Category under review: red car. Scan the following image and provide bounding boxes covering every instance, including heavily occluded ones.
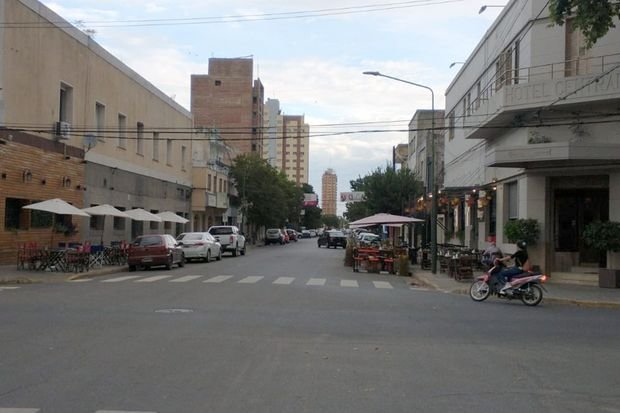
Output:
[286,229,298,242]
[128,234,185,271]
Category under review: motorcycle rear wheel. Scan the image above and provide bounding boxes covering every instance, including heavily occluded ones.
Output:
[469,280,490,302]
[520,284,543,306]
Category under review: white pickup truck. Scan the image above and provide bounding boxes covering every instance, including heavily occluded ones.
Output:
[207,225,246,257]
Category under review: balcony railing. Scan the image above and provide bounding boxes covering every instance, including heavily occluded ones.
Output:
[467,52,620,117]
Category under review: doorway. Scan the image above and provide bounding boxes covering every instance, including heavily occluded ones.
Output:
[554,189,609,265]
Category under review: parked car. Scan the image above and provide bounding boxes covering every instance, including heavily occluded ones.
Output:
[318,230,348,249]
[358,232,381,247]
[128,234,185,271]
[176,232,222,262]
[301,230,311,239]
[286,229,298,242]
[265,228,285,245]
[207,225,246,256]
[309,230,317,237]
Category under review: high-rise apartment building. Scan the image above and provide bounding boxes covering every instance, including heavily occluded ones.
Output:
[263,98,310,186]
[191,58,264,156]
[321,169,337,216]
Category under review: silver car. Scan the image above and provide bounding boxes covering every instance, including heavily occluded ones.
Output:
[177,232,222,262]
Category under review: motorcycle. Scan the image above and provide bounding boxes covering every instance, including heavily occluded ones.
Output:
[469,260,548,306]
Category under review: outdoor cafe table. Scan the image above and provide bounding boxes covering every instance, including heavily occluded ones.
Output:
[352,247,396,274]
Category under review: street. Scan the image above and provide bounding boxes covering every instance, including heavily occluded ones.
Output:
[1,239,619,413]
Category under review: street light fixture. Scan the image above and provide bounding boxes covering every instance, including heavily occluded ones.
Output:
[363,70,439,274]
[449,62,465,68]
[479,4,505,14]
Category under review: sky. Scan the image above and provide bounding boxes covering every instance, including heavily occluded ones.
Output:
[42,0,503,216]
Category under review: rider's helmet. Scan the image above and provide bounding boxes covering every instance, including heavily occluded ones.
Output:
[516,240,527,250]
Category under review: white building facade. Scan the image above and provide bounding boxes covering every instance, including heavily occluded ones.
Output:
[444,0,620,274]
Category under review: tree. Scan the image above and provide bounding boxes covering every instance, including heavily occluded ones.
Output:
[345,165,424,219]
[230,154,289,228]
[549,0,620,47]
[321,214,340,229]
[300,183,322,229]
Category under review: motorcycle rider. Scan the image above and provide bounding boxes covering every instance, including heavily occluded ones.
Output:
[481,241,502,268]
[497,241,529,293]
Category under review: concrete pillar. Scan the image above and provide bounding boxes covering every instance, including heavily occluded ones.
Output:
[523,175,547,270]
[609,172,620,269]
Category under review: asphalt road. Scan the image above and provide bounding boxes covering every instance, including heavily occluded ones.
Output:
[1,239,619,413]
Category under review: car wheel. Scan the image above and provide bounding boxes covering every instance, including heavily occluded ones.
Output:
[128,265,136,272]
[240,244,246,256]
[232,244,239,257]
[216,249,222,261]
[205,250,211,263]
[165,254,173,270]
[178,253,185,268]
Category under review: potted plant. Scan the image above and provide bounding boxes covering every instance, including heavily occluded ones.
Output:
[582,221,620,288]
[504,218,539,245]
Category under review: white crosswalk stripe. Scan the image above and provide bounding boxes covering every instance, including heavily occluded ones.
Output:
[102,276,142,283]
[238,276,264,284]
[0,409,40,413]
[67,279,93,282]
[373,281,393,289]
[169,275,203,283]
[341,280,359,288]
[135,275,173,283]
[96,410,157,413]
[204,275,233,283]
[273,277,295,285]
[0,286,21,291]
[306,278,326,286]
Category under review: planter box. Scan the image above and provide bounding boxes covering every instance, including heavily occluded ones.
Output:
[599,269,620,288]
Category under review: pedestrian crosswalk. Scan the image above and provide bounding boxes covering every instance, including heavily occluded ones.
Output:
[0,286,20,292]
[67,273,409,290]
[0,409,156,413]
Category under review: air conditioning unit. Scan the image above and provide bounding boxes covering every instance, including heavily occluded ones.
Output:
[55,121,71,139]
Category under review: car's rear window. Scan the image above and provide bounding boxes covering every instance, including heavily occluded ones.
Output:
[209,227,233,235]
[330,231,345,237]
[179,233,203,241]
[134,236,162,246]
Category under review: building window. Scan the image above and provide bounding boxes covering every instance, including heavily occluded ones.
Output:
[152,132,160,161]
[150,210,159,230]
[506,182,519,220]
[136,122,144,155]
[207,174,212,191]
[219,178,223,193]
[462,99,467,126]
[118,114,127,148]
[166,139,172,165]
[113,206,126,230]
[476,82,482,110]
[448,111,455,141]
[95,102,105,142]
[4,198,30,230]
[215,80,222,86]
[181,146,187,171]
[59,83,73,123]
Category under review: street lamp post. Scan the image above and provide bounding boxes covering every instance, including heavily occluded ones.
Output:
[363,71,439,274]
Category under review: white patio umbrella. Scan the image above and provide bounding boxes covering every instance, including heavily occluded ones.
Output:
[22,198,90,246]
[81,204,131,245]
[23,198,91,217]
[125,208,163,222]
[349,213,423,228]
[156,211,189,224]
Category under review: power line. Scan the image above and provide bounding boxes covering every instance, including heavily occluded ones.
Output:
[1,0,463,29]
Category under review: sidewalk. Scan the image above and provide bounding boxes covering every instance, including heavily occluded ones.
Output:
[0,264,125,284]
[411,266,620,308]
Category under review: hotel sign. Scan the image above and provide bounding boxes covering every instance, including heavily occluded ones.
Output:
[504,73,620,107]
